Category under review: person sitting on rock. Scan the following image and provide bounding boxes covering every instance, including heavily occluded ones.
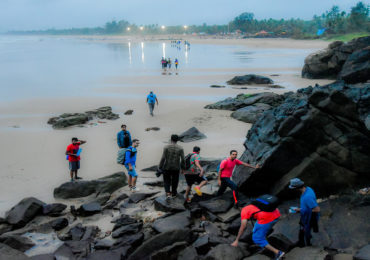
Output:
[65,137,86,182]
[184,146,207,203]
[217,150,259,207]
[231,203,285,260]
[124,139,140,192]
[289,178,320,247]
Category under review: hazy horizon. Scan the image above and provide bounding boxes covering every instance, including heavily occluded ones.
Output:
[0,0,365,32]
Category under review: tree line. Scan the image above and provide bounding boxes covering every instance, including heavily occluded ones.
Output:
[8,1,369,38]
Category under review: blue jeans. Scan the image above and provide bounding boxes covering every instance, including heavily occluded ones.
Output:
[252,218,279,248]
[125,165,137,177]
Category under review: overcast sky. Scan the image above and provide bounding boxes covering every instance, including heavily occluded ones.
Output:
[0,0,366,32]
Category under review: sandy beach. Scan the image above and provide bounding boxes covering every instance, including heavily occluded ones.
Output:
[0,37,334,216]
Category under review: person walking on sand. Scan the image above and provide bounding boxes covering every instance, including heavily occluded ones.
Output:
[146,91,159,116]
[184,146,207,203]
[124,139,140,192]
[161,57,165,69]
[217,150,259,207]
[231,198,285,260]
[159,134,185,200]
[288,178,320,247]
[175,58,179,69]
[168,58,172,69]
[66,137,86,182]
[117,124,132,149]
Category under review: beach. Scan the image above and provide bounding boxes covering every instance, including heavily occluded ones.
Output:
[0,36,334,216]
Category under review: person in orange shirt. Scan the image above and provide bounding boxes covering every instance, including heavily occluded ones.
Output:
[231,203,285,260]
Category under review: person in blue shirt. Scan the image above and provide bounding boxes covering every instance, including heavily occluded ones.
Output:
[289,178,320,247]
[146,91,159,116]
[124,139,140,192]
[117,124,132,149]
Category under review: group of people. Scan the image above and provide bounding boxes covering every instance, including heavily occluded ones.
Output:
[161,57,179,70]
[65,121,320,260]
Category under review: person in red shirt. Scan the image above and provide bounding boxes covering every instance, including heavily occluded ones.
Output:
[65,137,86,182]
[231,204,285,260]
[217,150,259,207]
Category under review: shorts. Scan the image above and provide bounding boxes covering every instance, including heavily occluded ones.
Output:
[69,161,80,171]
[185,173,207,186]
[125,165,138,177]
[252,218,279,248]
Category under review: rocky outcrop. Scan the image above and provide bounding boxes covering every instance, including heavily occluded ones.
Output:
[179,127,207,142]
[338,46,370,84]
[54,172,126,199]
[231,103,272,124]
[233,81,370,198]
[302,36,370,82]
[48,106,119,129]
[227,74,274,85]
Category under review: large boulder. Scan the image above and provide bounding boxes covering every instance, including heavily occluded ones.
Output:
[54,172,126,199]
[179,127,207,142]
[152,211,191,233]
[354,244,370,260]
[199,192,234,214]
[231,103,272,124]
[5,197,45,228]
[154,195,186,213]
[338,46,370,84]
[302,36,370,81]
[234,81,370,198]
[227,74,273,85]
[128,229,193,260]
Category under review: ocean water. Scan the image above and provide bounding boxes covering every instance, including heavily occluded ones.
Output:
[0,36,315,101]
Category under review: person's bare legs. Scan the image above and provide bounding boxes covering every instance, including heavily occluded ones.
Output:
[265,244,279,255]
[185,186,191,200]
[127,175,132,188]
[70,171,74,180]
[132,177,137,187]
[198,180,207,189]
[74,170,78,179]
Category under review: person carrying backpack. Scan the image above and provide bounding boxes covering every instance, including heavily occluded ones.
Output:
[231,195,285,260]
[184,146,208,203]
[124,139,140,192]
[217,150,259,207]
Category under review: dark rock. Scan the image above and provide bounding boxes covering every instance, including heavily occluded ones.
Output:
[227,217,241,235]
[269,85,285,89]
[5,197,45,228]
[199,192,233,214]
[94,239,114,250]
[210,85,226,88]
[193,235,211,255]
[217,207,240,223]
[112,215,138,231]
[339,46,370,83]
[145,127,160,131]
[267,233,294,252]
[227,74,273,85]
[50,218,69,231]
[65,224,86,241]
[54,244,76,260]
[103,193,128,210]
[203,244,245,260]
[354,244,370,260]
[231,103,271,124]
[0,243,29,260]
[141,165,158,171]
[112,223,143,239]
[154,195,186,213]
[89,192,111,206]
[128,192,159,203]
[54,172,127,199]
[0,235,35,252]
[284,247,328,259]
[42,203,67,216]
[81,226,99,241]
[178,246,199,260]
[302,36,370,79]
[112,232,144,250]
[203,222,222,236]
[234,81,370,198]
[244,254,270,260]
[63,240,91,258]
[0,224,12,236]
[86,250,122,260]
[152,211,191,233]
[128,229,193,260]
[179,127,207,142]
[78,202,102,217]
[143,180,164,187]
[124,110,134,115]
[29,254,54,260]
[200,158,222,173]
[151,241,188,260]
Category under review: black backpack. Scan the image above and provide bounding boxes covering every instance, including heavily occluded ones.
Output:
[250,194,279,218]
[184,153,194,170]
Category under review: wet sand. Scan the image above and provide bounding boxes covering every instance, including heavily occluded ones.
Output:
[0,37,333,216]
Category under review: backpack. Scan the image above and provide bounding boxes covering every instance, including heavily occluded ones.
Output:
[184,153,194,170]
[117,148,127,164]
[250,194,279,216]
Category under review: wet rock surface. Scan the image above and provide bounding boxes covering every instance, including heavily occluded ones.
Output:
[227,74,274,85]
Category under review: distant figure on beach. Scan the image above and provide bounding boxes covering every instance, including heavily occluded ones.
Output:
[159,134,185,200]
[184,146,207,203]
[288,178,320,247]
[217,150,259,207]
[161,57,165,69]
[168,58,172,69]
[65,137,86,182]
[117,124,132,149]
[124,139,140,192]
[175,58,179,69]
[146,91,159,116]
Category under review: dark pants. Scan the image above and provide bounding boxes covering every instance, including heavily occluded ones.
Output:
[163,170,180,195]
[298,212,319,247]
[217,177,239,204]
